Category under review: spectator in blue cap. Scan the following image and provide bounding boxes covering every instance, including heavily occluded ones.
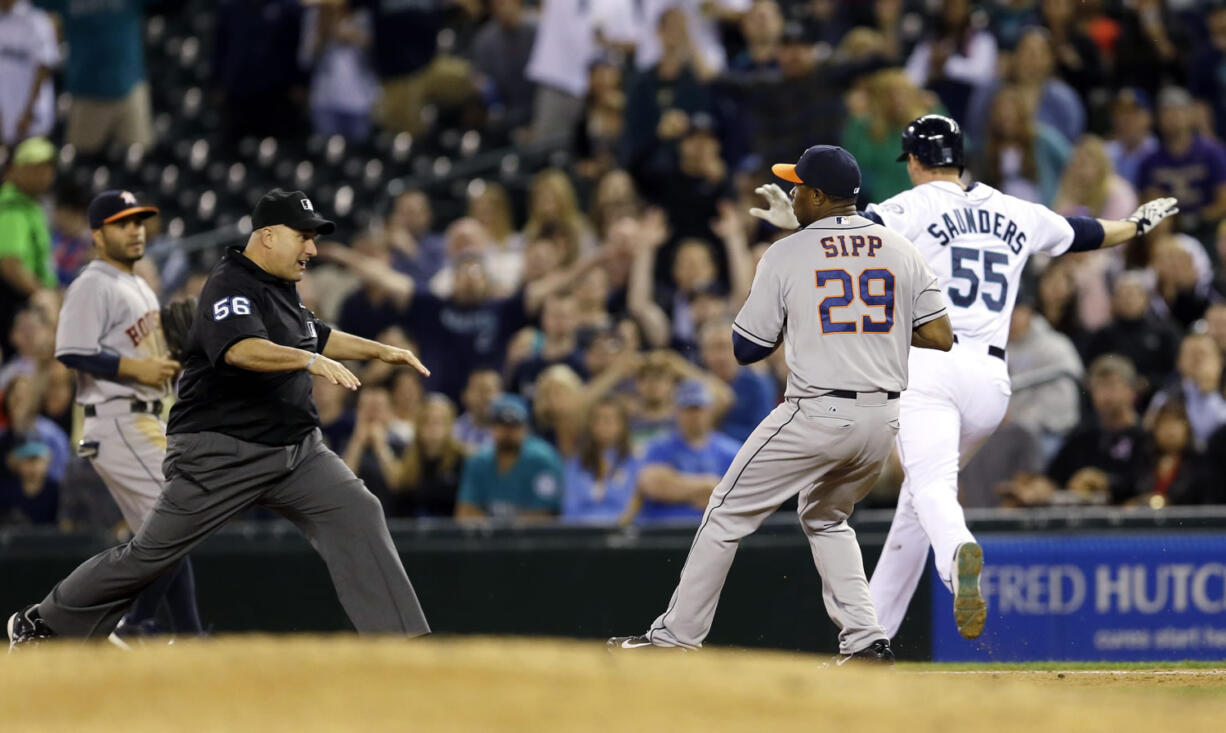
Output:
[0,438,58,525]
[631,378,740,524]
[455,394,564,520]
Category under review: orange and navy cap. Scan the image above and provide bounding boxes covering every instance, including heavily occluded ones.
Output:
[88,190,159,230]
[770,144,861,199]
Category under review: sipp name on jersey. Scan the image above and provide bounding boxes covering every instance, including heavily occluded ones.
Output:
[926,208,1028,254]
[819,234,883,258]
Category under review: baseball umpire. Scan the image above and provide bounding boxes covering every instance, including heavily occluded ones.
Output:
[7,189,432,646]
[54,190,202,642]
[609,146,954,663]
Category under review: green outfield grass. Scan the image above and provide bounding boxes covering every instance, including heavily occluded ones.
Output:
[901,660,1226,672]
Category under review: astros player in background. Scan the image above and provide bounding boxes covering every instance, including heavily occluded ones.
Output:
[53,190,202,640]
[611,146,954,662]
[752,116,1179,641]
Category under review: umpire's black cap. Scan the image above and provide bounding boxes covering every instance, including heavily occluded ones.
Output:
[251,189,335,235]
[771,145,861,199]
[897,114,964,169]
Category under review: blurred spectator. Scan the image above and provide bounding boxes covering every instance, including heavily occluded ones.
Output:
[797,0,855,50]
[39,0,151,152]
[1189,3,1226,142]
[1104,89,1159,190]
[590,168,642,241]
[453,368,501,452]
[843,68,940,203]
[364,0,478,137]
[1047,355,1148,505]
[632,378,739,524]
[959,419,1045,509]
[968,27,1084,146]
[0,137,57,356]
[467,180,523,254]
[455,394,564,519]
[384,190,446,289]
[1085,272,1180,398]
[561,397,640,523]
[472,0,537,139]
[386,367,422,444]
[1149,235,1209,328]
[341,385,405,503]
[1134,402,1214,507]
[1204,302,1226,356]
[335,233,407,341]
[1137,87,1226,236]
[1112,0,1184,98]
[638,114,734,244]
[521,168,594,263]
[698,320,775,442]
[300,0,377,142]
[1036,259,1089,349]
[530,363,584,457]
[1006,295,1084,459]
[621,8,717,187]
[1145,333,1226,450]
[634,0,750,78]
[386,393,466,518]
[1038,0,1103,97]
[0,438,57,525]
[40,359,72,435]
[729,0,783,73]
[574,58,626,181]
[214,0,308,141]
[1053,136,1138,221]
[314,376,355,450]
[506,291,585,400]
[0,0,58,146]
[0,306,53,389]
[0,374,68,484]
[524,0,602,143]
[904,0,997,124]
[975,85,1070,205]
[49,180,92,286]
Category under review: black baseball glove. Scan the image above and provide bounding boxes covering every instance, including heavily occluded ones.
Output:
[160,297,197,361]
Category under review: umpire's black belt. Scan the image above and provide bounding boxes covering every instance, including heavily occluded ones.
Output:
[952,335,1006,361]
[83,399,164,418]
[821,390,900,400]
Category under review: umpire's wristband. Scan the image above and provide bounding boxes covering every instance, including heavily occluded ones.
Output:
[304,352,320,371]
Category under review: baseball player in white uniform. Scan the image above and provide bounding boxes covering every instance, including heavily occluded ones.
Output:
[54,190,203,640]
[609,145,954,662]
[750,116,1179,641]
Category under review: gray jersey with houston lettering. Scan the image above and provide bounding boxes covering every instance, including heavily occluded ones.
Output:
[732,214,946,396]
[55,260,170,404]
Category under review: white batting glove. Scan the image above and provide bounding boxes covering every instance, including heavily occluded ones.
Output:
[748,183,800,230]
[1127,197,1179,237]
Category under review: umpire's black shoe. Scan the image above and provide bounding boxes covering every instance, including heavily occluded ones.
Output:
[836,639,895,666]
[606,635,687,653]
[7,605,55,652]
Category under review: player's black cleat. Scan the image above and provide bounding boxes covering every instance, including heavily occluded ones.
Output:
[607,635,686,653]
[7,605,55,652]
[836,639,895,666]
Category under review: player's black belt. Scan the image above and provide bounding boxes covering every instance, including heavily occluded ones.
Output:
[822,390,900,400]
[83,400,164,418]
[952,335,1006,361]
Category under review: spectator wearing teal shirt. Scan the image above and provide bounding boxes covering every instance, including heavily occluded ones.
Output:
[455,395,563,519]
[698,321,776,442]
[634,380,740,524]
[562,398,641,523]
[36,0,152,152]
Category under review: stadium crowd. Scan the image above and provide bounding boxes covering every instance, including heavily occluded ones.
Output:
[2,0,1226,533]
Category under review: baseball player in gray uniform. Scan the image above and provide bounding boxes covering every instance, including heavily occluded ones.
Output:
[53,190,202,640]
[609,146,953,662]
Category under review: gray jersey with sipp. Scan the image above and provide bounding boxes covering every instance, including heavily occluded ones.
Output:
[732,214,946,396]
[55,259,170,404]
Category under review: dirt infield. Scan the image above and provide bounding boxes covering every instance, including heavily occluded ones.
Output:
[1,637,1223,732]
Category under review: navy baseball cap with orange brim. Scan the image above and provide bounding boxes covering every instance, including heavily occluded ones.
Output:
[88,190,159,230]
[771,144,862,199]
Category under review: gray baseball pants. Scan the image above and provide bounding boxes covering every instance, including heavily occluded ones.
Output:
[37,429,430,638]
[645,393,898,655]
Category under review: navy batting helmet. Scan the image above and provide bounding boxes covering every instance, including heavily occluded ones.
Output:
[896,114,964,169]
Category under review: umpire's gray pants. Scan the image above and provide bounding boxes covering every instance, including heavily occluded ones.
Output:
[645,394,897,655]
[38,429,430,638]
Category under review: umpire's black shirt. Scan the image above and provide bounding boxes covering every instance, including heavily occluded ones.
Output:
[168,246,332,445]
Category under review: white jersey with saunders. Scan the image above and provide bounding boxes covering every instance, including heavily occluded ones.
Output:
[822,115,1176,642]
[609,145,954,663]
